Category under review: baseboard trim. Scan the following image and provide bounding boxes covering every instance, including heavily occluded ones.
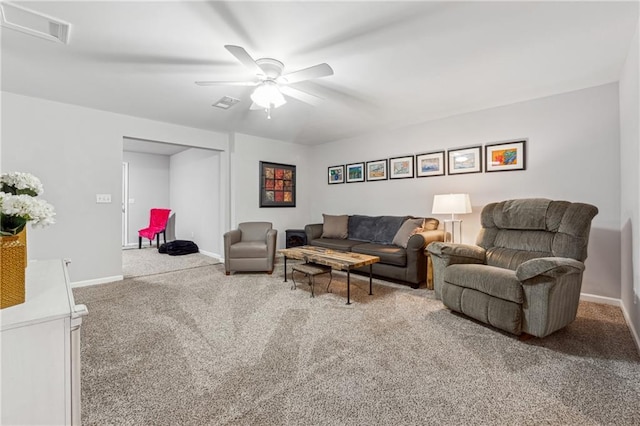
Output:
[580,292,640,355]
[72,275,123,288]
[199,250,222,261]
[620,302,640,355]
[579,292,621,306]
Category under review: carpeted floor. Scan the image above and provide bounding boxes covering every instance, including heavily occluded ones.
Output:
[122,246,219,278]
[74,262,640,425]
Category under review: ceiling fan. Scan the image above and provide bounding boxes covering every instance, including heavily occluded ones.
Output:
[196,45,334,118]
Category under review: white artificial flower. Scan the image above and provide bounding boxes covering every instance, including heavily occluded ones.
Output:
[0,192,56,233]
[0,172,44,196]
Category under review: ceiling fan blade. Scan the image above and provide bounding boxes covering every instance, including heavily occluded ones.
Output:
[195,81,258,86]
[280,86,323,106]
[279,63,334,84]
[224,45,264,76]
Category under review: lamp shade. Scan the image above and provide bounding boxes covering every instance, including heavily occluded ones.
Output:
[432,193,472,215]
[250,81,286,109]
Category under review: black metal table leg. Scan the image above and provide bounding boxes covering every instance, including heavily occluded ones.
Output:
[283,256,288,282]
[369,264,373,295]
[346,269,351,305]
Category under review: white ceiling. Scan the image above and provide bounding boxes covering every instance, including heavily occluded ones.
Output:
[2,1,638,146]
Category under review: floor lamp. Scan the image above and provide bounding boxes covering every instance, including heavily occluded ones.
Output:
[432,193,472,243]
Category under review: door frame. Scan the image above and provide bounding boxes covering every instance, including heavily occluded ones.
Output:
[122,161,129,247]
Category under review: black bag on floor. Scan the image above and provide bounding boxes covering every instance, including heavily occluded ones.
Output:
[158,240,199,256]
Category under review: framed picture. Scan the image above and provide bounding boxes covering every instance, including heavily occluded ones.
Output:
[485,140,526,172]
[448,146,482,175]
[416,151,445,177]
[259,161,296,207]
[389,155,414,179]
[346,162,365,183]
[366,159,387,181]
[328,165,345,184]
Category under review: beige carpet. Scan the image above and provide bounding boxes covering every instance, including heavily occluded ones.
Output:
[122,245,219,278]
[74,263,640,425]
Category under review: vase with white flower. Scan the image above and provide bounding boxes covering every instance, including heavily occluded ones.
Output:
[1,172,56,309]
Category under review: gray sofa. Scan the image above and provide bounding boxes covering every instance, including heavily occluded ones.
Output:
[305,215,444,288]
[427,198,598,337]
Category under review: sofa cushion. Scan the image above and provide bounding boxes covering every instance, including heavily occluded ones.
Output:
[392,218,424,248]
[486,246,550,270]
[348,215,408,244]
[238,222,271,241]
[229,241,267,258]
[309,238,364,251]
[321,214,348,239]
[351,243,407,266]
[492,199,552,230]
[444,263,523,304]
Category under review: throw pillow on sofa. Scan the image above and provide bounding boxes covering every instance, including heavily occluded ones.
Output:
[392,218,425,248]
[321,214,349,239]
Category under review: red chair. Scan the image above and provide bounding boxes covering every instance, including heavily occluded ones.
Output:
[138,208,171,249]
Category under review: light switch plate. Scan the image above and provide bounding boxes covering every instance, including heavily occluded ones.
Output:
[96,194,111,203]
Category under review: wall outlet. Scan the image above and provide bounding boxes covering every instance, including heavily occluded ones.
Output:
[96,194,111,203]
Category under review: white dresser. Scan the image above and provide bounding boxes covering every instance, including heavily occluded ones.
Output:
[1,259,88,425]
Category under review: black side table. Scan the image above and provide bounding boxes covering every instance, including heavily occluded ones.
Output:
[285,229,307,248]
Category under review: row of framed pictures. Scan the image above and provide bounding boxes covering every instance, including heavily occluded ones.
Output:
[328,140,526,184]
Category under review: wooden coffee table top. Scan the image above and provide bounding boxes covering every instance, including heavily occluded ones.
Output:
[279,246,380,271]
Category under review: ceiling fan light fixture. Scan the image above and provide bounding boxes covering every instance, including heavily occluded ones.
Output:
[251,81,286,109]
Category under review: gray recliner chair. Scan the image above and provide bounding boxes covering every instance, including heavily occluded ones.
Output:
[224,222,277,275]
[427,199,598,337]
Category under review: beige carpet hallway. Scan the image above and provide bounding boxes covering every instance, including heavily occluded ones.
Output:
[73,262,640,425]
[122,246,220,277]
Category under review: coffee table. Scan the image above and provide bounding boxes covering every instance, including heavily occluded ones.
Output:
[279,246,380,305]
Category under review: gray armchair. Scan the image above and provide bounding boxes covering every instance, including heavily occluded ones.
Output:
[224,222,277,275]
[427,199,598,337]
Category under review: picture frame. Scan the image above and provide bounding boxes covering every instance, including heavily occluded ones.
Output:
[259,161,296,207]
[389,155,414,179]
[346,162,365,183]
[366,159,388,181]
[328,165,345,184]
[416,151,445,177]
[448,146,482,175]
[485,140,526,172]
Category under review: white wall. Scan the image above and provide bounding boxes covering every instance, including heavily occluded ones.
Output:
[1,92,229,283]
[231,133,311,248]
[122,150,170,246]
[310,84,622,298]
[169,148,221,257]
[620,18,640,344]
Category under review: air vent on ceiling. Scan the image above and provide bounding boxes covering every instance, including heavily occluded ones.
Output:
[212,96,241,110]
[0,2,71,44]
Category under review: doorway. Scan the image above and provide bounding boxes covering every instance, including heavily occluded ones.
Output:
[122,137,222,253]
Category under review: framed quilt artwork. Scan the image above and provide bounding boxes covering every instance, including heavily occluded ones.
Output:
[416,151,445,177]
[366,159,388,181]
[328,165,345,184]
[485,140,526,172]
[389,155,414,179]
[260,161,296,207]
[346,162,365,183]
[448,146,482,175]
